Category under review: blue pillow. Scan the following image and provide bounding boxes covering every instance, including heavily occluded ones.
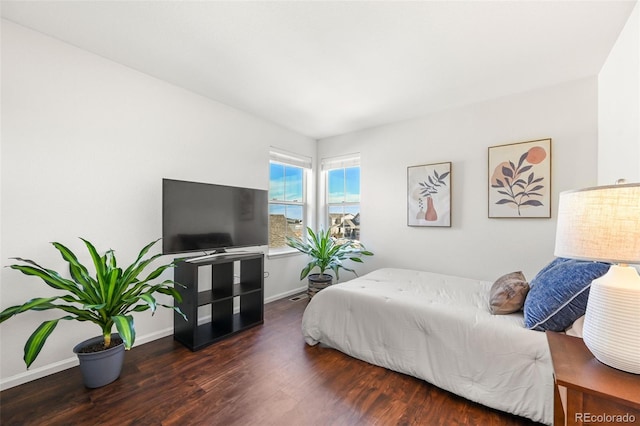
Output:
[523,258,610,331]
[529,257,571,287]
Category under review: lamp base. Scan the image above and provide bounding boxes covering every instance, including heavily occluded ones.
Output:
[583,265,640,374]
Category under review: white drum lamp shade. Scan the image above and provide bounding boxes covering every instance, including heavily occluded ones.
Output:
[554,183,640,374]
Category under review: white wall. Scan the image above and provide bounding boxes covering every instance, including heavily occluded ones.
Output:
[598,1,640,184]
[0,21,313,389]
[318,77,599,283]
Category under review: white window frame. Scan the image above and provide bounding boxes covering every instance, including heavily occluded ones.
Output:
[321,154,361,240]
[268,149,313,256]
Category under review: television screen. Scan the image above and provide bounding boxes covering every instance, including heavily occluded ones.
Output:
[162,179,268,255]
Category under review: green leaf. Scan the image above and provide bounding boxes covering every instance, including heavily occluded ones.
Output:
[299,263,314,280]
[121,239,161,282]
[122,253,163,285]
[113,315,135,349]
[83,303,107,310]
[107,249,117,269]
[0,297,58,323]
[24,317,73,368]
[69,263,100,303]
[80,238,108,299]
[8,265,79,295]
[159,303,188,322]
[51,242,87,275]
[138,293,157,314]
[53,305,97,321]
[50,242,98,301]
[104,267,122,310]
[156,286,183,302]
[142,262,174,282]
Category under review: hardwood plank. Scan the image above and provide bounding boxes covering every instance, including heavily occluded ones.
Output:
[1,296,543,425]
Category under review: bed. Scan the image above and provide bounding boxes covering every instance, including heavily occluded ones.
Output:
[301,268,554,425]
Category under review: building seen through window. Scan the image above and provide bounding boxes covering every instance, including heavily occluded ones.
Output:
[268,151,310,249]
[327,164,360,241]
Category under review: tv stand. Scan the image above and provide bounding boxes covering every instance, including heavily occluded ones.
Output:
[173,252,264,351]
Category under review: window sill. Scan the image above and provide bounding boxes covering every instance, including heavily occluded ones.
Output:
[267,247,302,259]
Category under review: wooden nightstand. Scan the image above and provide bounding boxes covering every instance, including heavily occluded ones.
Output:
[546,331,640,426]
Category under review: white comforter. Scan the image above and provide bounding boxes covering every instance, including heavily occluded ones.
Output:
[302,268,553,425]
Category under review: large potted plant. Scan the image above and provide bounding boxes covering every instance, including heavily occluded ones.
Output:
[286,227,373,298]
[0,238,186,388]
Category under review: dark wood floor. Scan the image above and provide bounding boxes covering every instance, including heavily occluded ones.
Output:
[1,296,544,425]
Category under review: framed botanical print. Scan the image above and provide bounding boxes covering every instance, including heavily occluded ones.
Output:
[488,138,551,218]
[408,162,451,227]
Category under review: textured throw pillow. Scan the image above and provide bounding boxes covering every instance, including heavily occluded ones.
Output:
[529,257,571,288]
[523,258,610,331]
[489,271,530,315]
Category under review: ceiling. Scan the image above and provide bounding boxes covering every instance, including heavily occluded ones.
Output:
[1,1,637,140]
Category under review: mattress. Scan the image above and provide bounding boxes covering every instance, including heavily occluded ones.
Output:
[301,268,553,425]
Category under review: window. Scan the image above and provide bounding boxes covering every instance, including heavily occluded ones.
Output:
[323,155,361,241]
[268,150,311,249]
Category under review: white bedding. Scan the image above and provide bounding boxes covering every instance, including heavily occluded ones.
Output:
[301,268,553,425]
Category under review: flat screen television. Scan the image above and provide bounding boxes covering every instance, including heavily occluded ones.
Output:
[162,178,268,255]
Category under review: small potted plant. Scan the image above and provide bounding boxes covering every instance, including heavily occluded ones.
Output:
[0,238,186,388]
[286,227,373,298]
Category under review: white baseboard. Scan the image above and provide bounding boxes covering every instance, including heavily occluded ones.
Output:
[0,357,79,391]
[1,287,306,391]
[0,327,174,391]
[264,285,307,304]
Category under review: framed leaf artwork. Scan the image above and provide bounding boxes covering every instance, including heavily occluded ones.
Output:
[407,162,451,227]
[488,138,552,218]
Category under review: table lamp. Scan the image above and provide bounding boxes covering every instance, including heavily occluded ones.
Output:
[554,182,640,374]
